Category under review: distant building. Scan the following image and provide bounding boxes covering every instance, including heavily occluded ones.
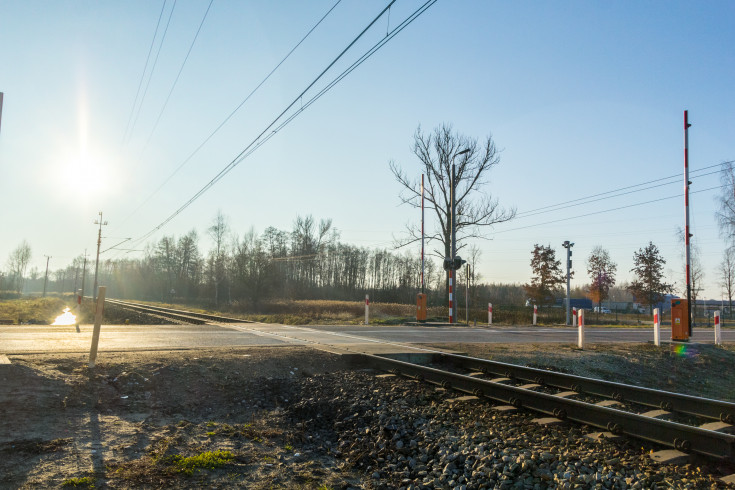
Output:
[556,298,593,310]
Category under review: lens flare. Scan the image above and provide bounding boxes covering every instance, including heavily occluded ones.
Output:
[52,307,77,326]
[671,343,694,358]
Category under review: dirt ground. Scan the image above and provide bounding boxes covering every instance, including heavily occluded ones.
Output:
[421,342,735,402]
[2,342,735,488]
[0,347,367,489]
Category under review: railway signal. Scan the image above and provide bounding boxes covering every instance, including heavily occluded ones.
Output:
[562,241,574,325]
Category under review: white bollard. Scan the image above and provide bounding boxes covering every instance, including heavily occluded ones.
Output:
[578,309,585,349]
[488,303,493,325]
[89,286,106,368]
[653,308,660,347]
[365,294,369,325]
[715,310,722,345]
[572,307,577,327]
[533,305,538,325]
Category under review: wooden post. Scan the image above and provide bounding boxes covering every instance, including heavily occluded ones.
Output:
[89,286,106,368]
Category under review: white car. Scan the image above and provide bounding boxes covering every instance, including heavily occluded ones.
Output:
[594,307,612,314]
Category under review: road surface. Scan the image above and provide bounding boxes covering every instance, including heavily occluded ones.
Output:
[0,322,731,354]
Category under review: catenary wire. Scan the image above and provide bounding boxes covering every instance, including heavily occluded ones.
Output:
[515,162,728,218]
[122,0,168,144]
[514,166,727,220]
[491,184,725,236]
[137,0,215,158]
[118,0,342,227]
[130,0,428,246]
[127,0,177,143]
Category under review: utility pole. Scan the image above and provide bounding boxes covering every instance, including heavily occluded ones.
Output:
[42,255,51,297]
[80,251,88,298]
[421,173,425,294]
[447,148,470,324]
[562,241,574,325]
[93,212,108,302]
[465,263,470,324]
[684,110,693,334]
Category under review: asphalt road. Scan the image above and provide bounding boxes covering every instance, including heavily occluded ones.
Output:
[1,322,732,354]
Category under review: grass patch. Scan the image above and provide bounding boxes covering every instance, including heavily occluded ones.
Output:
[167,450,234,475]
[61,476,95,488]
[0,296,77,324]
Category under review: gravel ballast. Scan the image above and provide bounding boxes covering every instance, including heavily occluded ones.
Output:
[1,345,734,488]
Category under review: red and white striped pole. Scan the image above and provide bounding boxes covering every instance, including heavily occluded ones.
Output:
[684,110,693,335]
[572,307,577,327]
[488,302,493,325]
[448,270,454,323]
[365,294,369,325]
[715,310,721,345]
[653,308,660,347]
[533,304,538,325]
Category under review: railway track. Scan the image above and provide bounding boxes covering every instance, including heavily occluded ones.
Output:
[105,298,250,325]
[102,298,735,462]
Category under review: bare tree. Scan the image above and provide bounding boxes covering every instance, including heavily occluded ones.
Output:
[207,210,229,306]
[716,160,735,239]
[676,227,704,318]
[390,124,515,262]
[6,240,32,294]
[720,246,735,319]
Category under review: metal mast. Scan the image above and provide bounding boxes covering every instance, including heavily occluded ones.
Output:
[684,110,692,334]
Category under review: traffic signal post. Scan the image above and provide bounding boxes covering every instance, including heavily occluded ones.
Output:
[447,148,469,324]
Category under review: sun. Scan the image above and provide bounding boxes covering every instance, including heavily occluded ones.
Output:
[52,151,117,196]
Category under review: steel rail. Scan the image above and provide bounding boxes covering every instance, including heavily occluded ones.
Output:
[434,352,735,424]
[105,299,249,324]
[98,300,735,459]
[361,353,735,461]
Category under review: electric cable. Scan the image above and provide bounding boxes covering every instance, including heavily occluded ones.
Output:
[515,167,726,220]
[118,0,342,227]
[492,184,725,236]
[127,0,178,143]
[516,162,728,218]
[131,0,435,246]
[122,0,167,144]
[137,0,215,158]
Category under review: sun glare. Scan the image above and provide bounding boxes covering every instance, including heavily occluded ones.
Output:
[51,151,116,197]
[52,307,77,326]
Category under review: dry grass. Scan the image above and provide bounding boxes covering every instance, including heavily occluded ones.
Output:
[0,296,77,324]
[224,299,447,325]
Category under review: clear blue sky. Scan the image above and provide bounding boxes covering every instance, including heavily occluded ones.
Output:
[1,1,733,299]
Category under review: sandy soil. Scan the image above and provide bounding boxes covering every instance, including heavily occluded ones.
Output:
[2,342,735,488]
[0,347,364,489]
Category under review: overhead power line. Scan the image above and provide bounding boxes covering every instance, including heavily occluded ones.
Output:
[130,0,437,246]
[126,0,178,144]
[515,161,728,218]
[492,184,726,236]
[137,0,215,158]
[122,0,168,144]
[118,0,342,227]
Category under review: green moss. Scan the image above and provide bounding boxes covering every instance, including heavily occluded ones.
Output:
[168,450,234,475]
[61,476,95,488]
